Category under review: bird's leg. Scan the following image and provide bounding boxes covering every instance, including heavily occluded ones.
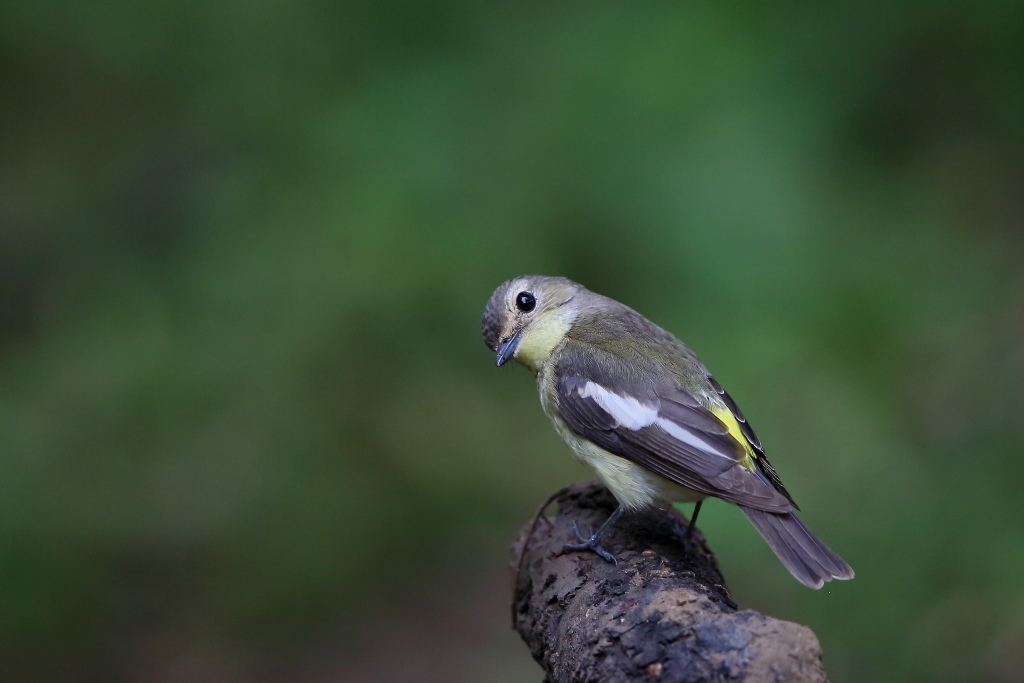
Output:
[564,505,624,564]
[687,500,703,541]
[670,500,704,551]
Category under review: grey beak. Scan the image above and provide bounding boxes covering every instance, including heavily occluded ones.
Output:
[495,331,520,367]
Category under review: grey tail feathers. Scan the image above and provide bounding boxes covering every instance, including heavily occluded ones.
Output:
[740,506,855,589]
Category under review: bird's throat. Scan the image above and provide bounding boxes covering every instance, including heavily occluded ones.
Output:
[514,308,575,373]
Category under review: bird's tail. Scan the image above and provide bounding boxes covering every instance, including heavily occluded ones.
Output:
[740,506,854,589]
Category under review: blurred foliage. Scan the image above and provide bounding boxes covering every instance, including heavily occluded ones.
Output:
[1,1,1023,681]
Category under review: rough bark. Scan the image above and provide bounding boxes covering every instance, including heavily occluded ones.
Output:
[512,482,828,683]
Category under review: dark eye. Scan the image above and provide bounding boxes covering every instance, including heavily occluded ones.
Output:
[516,291,536,312]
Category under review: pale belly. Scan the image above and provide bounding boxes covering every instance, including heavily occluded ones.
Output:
[551,415,706,510]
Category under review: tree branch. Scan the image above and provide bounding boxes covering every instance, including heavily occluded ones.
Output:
[511,482,828,682]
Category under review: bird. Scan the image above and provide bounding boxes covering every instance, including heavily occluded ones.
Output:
[481,275,854,589]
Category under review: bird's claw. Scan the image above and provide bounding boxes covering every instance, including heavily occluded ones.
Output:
[564,519,617,564]
[670,517,699,552]
[570,521,593,544]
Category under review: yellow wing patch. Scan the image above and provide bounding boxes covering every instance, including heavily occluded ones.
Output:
[710,404,757,472]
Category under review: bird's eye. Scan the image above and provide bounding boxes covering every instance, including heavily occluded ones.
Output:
[516,291,536,312]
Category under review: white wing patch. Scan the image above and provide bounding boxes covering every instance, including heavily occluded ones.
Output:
[580,381,738,462]
[579,381,657,429]
[656,417,737,461]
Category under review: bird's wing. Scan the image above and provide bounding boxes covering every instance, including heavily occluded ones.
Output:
[554,344,793,512]
[705,374,798,509]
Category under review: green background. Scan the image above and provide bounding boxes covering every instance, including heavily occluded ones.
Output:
[2,2,1023,681]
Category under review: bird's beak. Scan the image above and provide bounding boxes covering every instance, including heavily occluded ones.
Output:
[495,330,520,367]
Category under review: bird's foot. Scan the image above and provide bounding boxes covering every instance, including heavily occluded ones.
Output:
[670,517,700,552]
[563,520,618,564]
[669,501,703,552]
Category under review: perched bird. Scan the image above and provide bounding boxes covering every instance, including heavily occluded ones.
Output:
[482,275,853,589]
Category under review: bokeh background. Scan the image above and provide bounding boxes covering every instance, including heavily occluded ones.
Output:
[2,2,1023,681]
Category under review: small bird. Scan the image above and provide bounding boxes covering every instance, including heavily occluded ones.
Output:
[482,275,853,589]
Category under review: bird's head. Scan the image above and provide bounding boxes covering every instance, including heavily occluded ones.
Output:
[482,275,582,371]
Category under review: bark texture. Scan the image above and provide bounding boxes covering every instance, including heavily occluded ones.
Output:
[512,482,828,683]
